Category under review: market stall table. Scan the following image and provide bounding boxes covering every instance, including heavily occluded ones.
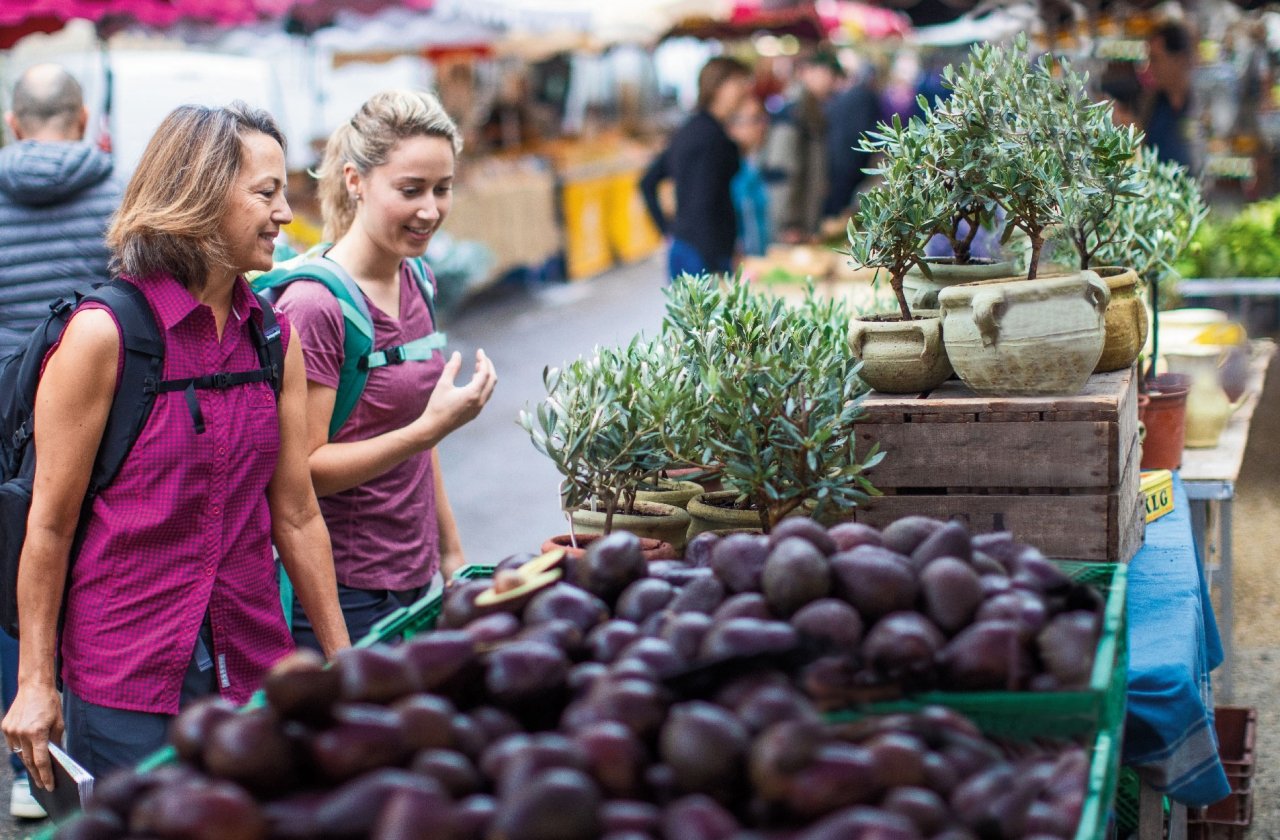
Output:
[1126,474,1231,840]
[1176,279,1280,333]
[1179,339,1277,702]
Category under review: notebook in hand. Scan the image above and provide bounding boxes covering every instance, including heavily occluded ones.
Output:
[30,743,94,823]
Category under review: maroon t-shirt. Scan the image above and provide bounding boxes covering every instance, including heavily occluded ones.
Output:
[277,261,445,591]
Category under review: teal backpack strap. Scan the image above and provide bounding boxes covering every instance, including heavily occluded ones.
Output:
[404,257,444,340]
[252,255,374,438]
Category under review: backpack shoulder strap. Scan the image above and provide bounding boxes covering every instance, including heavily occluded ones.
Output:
[252,252,374,438]
[80,280,165,493]
[403,257,439,329]
[250,294,284,397]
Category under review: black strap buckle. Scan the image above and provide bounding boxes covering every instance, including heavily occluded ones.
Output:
[211,372,233,390]
[385,345,405,365]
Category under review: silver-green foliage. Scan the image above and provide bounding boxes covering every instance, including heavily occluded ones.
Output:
[845,114,947,320]
[934,34,1124,280]
[662,275,881,532]
[520,335,691,534]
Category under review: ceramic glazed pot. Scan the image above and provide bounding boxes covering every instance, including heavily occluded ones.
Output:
[687,491,765,539]
[848,311,953,394]
[1138,373,1190,470]
[571,501,692,552]
[1156,308,1230,357]
[541,533,677,562]
[903,258,1020,311]
[635,479,703,510]
[1092,267,1149,373]
[938,271,1110,397]
[1164,347,1235,449]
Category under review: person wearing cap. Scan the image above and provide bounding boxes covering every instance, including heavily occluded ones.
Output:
[762,50,844,243]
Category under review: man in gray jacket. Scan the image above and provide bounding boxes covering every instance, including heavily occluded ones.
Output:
[0,63,121,356]
[0,63,119,821]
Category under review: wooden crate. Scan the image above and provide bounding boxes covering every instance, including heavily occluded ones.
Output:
[853,366,1145,562]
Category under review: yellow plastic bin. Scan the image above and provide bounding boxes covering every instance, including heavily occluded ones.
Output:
[562,177,613,280]
[605,170,663,263]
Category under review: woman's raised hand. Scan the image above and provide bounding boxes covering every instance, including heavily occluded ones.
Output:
[415,349,497,442]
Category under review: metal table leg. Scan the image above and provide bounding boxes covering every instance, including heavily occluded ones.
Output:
[1139,781,1189,840]
[1219,496,1235,702]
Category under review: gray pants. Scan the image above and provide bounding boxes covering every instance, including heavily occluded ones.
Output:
[63,622,217,781]
[291,580,431,652]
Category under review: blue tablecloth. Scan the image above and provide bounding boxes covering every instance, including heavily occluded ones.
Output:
[1123,473,1230,806]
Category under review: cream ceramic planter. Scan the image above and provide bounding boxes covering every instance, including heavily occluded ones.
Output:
[635,479,703,510]
[686,491,764,539]
[938,271,1110,397]
[849,311,952,394]
[1092,267,1148,373]
[571,500,692,552]
[903,258,1020,311]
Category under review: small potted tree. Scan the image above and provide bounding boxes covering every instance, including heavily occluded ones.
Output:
[844,115,954,393]
[663,276,883,534]
[929,35,1112,396]
[521,336,692,557]
[861,100,1014,309]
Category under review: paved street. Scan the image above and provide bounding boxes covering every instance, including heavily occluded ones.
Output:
[0,253,672,839]
[436,253,672,565]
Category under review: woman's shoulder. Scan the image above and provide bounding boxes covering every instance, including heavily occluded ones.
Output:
[275,277,346,323]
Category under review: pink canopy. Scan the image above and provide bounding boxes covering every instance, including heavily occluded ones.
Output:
[0,0,435,47]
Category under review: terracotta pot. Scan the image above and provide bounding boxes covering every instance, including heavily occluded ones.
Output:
[903,258,1020,311]
[848,311,952,394]
[541,533,678,562]
[687,491,765,539]
[570,500,692,552]
[1093,267,1149,373]
[1138,373,1190,470]
[635,479,703,510]
[939,271,1109,396]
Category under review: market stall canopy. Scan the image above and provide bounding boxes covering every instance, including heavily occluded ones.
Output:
[664,0,910,42]
[438,0,733,45]
[0,0,293,45]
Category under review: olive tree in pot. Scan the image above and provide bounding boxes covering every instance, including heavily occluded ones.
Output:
[662,276,883,535]
[520,336,692,557]
[930,35,1112,396]
[844,116,954,394]
[861,101,1013,310]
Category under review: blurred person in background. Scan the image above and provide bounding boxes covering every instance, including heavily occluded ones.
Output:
[640,56,752,279]
[762,50,843,243]
[274,90,497,650]
[3,102,350,787]
[1101,61,1144,129]
[0,63,122,820]
[1141,20,1195,168]
[824,56,881,223]
[727,95,772,259]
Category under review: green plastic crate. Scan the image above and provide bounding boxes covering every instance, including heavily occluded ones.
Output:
[835,561,1128,741]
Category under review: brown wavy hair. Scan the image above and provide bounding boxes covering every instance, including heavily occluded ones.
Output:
[107,102,286,290]
[315,89,462,243]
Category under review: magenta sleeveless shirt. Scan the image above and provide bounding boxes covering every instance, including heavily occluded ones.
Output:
[275,261,444,592]
[54,275,295,714]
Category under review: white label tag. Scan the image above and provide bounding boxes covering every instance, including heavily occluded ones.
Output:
[217,653,231,689]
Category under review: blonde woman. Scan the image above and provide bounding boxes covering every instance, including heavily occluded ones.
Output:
[270,90,497,650]
[2,103,349,785]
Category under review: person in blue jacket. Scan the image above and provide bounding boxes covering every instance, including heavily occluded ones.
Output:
[727,95,772,258]
[640,56,752,280]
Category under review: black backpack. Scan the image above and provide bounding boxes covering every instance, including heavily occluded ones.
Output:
[0,279,284,639]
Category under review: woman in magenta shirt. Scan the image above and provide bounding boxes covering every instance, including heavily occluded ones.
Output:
[2,103,350,787]
[277,90,497,649]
